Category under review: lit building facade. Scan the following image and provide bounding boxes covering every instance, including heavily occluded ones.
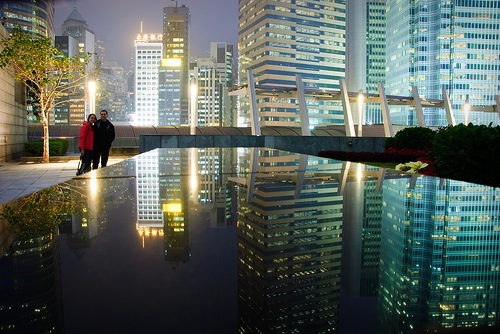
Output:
[237,0,346,128]
[190,42,235,127]
[53,35,79,124]
[191,57,224,127]
[162,0,190,125]
[210,42,236,126]
[134,33,163,126]
[346,0,386,125]
[385,0,500,126]
[0,0,55,38]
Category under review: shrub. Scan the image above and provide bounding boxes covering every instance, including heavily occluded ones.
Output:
[432,124,500,186]
[25,139,68,156]
[384,126,435,151]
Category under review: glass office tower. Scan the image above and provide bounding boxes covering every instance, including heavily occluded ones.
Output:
[386,0,500,126]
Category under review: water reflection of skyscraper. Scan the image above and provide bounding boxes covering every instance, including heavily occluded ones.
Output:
[234,149,344,333]
[0,234,63,333]
[378,177,500,333]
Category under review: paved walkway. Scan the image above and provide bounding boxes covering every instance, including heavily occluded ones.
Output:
[0,157,127,204]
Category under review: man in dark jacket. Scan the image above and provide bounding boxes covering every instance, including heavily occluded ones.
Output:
[92,109,115,169]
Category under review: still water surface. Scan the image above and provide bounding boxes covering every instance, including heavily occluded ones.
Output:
[1,148,499,333]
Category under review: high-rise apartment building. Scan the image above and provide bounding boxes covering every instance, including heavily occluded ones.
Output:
[386,0,500,126]
[134,33,163,126]
[237,0,346,129]
[162,0,190,125]
[346,0,386,125]
[0,0,55,38]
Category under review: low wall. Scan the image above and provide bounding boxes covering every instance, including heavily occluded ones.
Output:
[139,134,386,156]
[0,25,27,162]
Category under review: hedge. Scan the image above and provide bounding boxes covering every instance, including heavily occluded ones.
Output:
[25,139,69,156]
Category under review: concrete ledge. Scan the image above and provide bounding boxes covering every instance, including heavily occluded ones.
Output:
[140,134,387,156]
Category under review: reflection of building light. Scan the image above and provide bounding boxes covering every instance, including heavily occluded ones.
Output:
[163,203,182,212]
[136,226,165,237]
[162,58,181,67]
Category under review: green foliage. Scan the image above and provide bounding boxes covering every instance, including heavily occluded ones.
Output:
[24,139,68,156]
[0,26,96,162]
[384,126,435,151]
[0,184,88,240]
[432,124,500,186]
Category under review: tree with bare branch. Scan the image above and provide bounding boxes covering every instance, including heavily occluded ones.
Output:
[0,27,97,163]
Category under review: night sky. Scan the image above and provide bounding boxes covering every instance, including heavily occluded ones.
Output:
[54,0,239,69]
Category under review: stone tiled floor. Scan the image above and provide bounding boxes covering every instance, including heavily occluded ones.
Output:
[0,157,126,204]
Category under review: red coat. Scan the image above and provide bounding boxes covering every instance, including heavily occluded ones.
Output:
[79,121,94,150]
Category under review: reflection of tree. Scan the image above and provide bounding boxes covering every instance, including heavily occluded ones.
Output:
[0,183,88,240]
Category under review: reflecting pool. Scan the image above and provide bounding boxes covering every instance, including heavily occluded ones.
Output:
[1,148,499,333]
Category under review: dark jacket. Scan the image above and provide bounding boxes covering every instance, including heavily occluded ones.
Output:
[93,119,115,150]
[79,121,94,151]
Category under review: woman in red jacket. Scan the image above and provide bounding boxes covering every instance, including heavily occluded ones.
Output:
[77,114,97,175]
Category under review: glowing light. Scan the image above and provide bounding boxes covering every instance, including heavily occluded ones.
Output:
[163,203,182,213]
[357,163,363,183]
[463,99,471,124]
[190,81,197,135]
[358,89,364,137]
[162,58,181,67]
[88,81,96,118]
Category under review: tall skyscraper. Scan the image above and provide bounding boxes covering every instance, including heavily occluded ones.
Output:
[210,42,236,126]
[385,0,500,126]
[0,0,55,38]
[190,43,234,127]
[237,0,347,129]
[161,0,190,125]
[134,33,163,126]
[346,0,386,125]
[53,35,79,124]
[58,6,96,125]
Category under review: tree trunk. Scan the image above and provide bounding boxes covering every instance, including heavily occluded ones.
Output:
[41,111,49,163]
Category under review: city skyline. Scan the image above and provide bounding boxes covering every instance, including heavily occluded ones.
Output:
[54,0,238,69]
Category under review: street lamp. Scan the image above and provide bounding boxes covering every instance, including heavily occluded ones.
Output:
[358,89,364,137]
[88,80,96,118]
[463,99,470,125]
[190,79,197,135]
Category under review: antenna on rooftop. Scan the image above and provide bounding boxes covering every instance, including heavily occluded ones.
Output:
[140,21,143,34]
